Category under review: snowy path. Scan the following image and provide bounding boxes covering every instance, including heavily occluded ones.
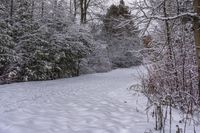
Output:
[0,67,196,133]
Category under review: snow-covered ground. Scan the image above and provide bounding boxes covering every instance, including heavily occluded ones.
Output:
[0,67,199,133]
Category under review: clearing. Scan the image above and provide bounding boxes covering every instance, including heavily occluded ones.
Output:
[0,67,197,133]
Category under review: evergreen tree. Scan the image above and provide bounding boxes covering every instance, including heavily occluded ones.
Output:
[0,3,16,82]
[0,0,94,83]
[10,0,47,81]
[103,0,136,38]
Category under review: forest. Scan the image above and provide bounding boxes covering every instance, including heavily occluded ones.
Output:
[0,0,200,133]
[0,0,141,83]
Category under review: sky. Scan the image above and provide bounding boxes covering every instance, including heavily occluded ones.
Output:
[108,0,135,6]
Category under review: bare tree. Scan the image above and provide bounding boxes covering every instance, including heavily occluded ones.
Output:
[134,0,200,132]
[80,0,91,23]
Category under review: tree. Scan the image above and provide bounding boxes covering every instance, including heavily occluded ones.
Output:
[80,0,91,23]
[10,0,14,21]
[78,0,108,24]
[73,0,77,19]
[0,3,16,83]
[194,0,200,94]
[135,0,200,132]
[103,0,137,38]
[100,0,141,69]
[0,0,95,83]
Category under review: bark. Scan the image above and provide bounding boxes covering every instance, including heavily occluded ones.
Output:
[70,0,72,13]
[193,0,200,97]
[41,0,44,18]
[80,0,84,23]
[10,0,14,21]
[83,0,87,23]
[31,0,35,22]
[80,0,91,23]
[74,0,77,19]
[163,0,172,60]
[53,0,57,20]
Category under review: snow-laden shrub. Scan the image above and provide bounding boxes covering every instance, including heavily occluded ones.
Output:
[14,23,94,81]
[112,50,143,68]
[79,40,112,74]
[0,0,94,83]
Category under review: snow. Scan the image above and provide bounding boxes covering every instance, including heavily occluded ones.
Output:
[0,66,199,133]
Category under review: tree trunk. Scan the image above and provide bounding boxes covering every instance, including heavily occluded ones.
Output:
[10,0,14,21]
[83,0,87,23]
[80,0,84,23]
[53,0,57,20]
[41,0,44,18]
[70,0,72,14]
[193,0,200,98]
[74,0,77,20]
[80,0,90,24]
[31,0,35,22]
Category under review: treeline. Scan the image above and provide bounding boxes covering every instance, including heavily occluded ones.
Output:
[0,0,140,84]
[0,0,93,83]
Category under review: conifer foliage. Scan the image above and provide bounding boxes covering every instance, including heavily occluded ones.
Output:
[0,0,93,83]
[103,0,137,38]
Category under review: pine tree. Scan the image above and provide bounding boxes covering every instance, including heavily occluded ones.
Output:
[0,0,94,83]
[103,0,137,38]
[10,0,50,81]
[0,3,16,82]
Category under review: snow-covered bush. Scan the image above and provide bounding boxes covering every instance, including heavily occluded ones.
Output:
[112,50,142,68]
[0,0,94,83]
[79,40,112,74]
